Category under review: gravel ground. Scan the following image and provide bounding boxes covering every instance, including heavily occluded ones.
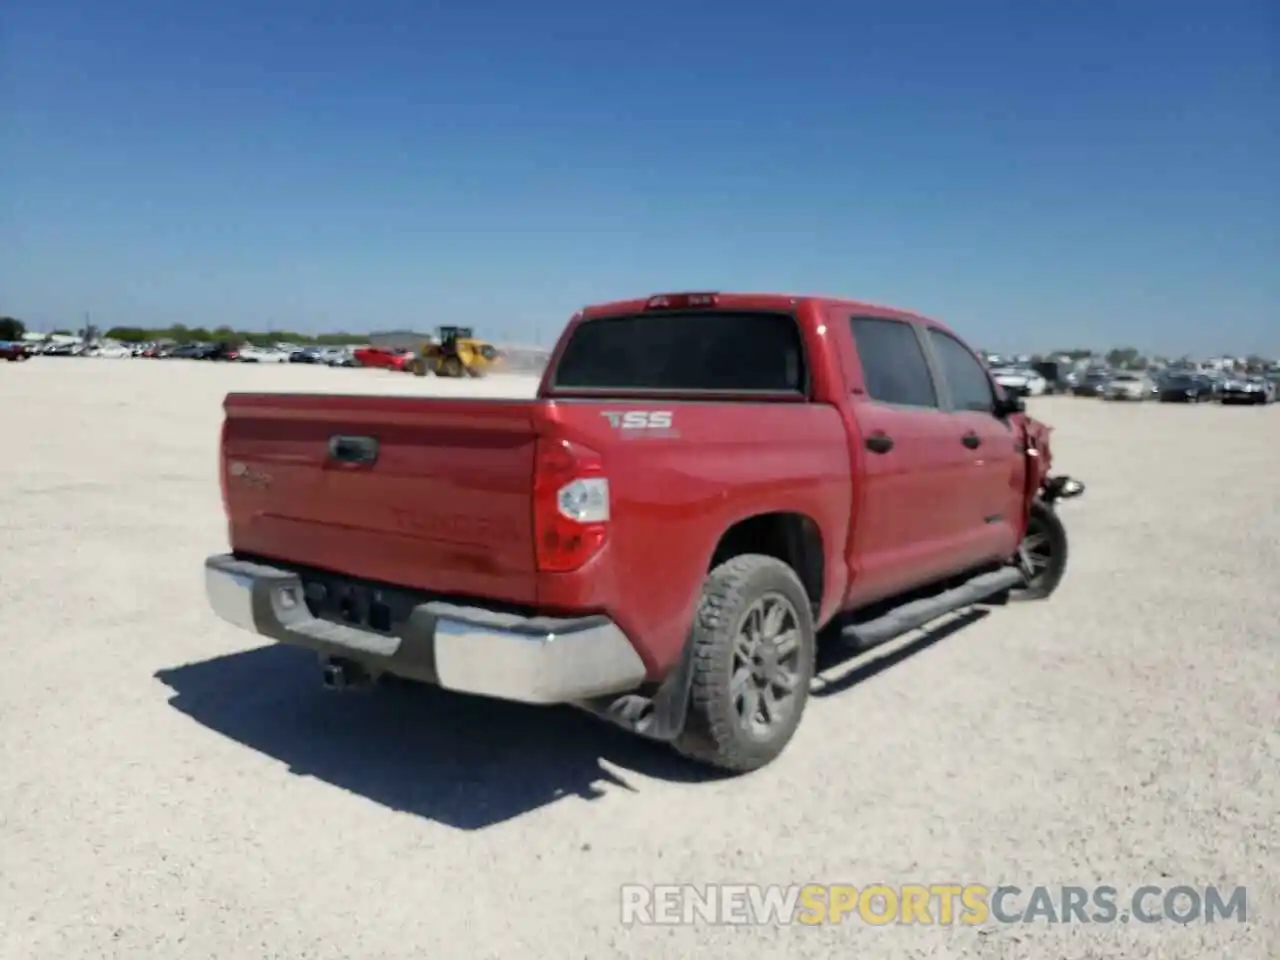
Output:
[2,360,1276,960]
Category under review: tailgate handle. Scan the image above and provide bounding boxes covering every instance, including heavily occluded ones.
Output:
[328,435,379,464]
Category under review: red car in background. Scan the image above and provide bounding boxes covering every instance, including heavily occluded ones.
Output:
[1,341,32,361]
[352,346,414,371]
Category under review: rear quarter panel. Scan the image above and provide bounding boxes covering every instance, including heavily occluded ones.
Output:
[538,400,852,676]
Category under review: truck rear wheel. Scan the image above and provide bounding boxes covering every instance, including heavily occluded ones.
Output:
[1010,499,1068,601]
[673,555,815,773]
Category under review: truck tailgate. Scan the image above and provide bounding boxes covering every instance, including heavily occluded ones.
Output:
[221,393,540,603]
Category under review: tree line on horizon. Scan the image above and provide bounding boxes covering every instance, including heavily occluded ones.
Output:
[0,316,361,347]
[98,325,362,347]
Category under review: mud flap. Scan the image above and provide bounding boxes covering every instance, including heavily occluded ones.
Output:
[578,633,698,742]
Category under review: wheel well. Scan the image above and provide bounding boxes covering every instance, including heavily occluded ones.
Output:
[709,512,824,614]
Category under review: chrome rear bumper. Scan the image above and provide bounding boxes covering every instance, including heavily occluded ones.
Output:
[203,554,647,705]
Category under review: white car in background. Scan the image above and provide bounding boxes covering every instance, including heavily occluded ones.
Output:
[319,347,358,367]
[86,343,133,359]
[990,366,1048,397]
[237,345,290,363]
[1217,375,1276,405]
[1102,371,1155,401]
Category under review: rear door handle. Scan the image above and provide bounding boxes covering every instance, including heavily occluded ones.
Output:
[328,435,379,465]
[961,432,981,449]
[865,432,894,454]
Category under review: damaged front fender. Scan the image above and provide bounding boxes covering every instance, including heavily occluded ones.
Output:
[1019,414,1086,505]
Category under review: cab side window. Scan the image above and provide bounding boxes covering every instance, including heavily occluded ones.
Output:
[927,329,996,413]
[848,316,939,408]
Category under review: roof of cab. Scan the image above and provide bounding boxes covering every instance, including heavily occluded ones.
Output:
[578,291,943,326]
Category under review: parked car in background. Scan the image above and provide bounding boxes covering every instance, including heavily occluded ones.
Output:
[1072,369,1111,397]
[210,343,242,361]
[84,343,133,359]
[325,348,359,367]
[288,347,325,364]
[238,345,290,363]
[1,341,33,361]
[1158,373,1215,403]
[1218,376,1275,405]
[353,345,414,371]
[1102,372,1154,401]
[314,347,351,367]
[1029,360,1069,394]
[990,366,1048,397]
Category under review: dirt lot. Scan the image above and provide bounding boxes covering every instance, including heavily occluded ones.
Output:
[2,359,1276,959]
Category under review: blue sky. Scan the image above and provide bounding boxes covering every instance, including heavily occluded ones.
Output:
[4,0,1276,354]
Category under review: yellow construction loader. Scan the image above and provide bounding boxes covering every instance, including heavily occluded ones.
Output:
[409,326,500,378]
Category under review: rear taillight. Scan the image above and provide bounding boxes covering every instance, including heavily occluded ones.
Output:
[533,437,609,573]
[218,419,230,512]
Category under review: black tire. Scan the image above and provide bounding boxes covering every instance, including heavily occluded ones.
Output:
[1010,499,1069,601]
[673,555,816,773]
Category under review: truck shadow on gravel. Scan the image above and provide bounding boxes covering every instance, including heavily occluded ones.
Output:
[154,610,987,830]
[154,644,711,831]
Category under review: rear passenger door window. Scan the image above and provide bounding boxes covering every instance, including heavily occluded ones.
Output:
[927,329,996,413]
[848,317,939,408]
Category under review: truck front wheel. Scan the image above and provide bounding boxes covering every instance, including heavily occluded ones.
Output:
[1010,499,1069,601]
[674,555,816,773]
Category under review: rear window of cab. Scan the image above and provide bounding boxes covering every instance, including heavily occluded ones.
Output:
[551,311,807,392]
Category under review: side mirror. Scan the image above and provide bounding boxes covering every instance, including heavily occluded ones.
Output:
[995,393,1025,416]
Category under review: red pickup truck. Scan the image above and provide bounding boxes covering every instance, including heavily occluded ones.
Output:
[205,292,1085,772]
